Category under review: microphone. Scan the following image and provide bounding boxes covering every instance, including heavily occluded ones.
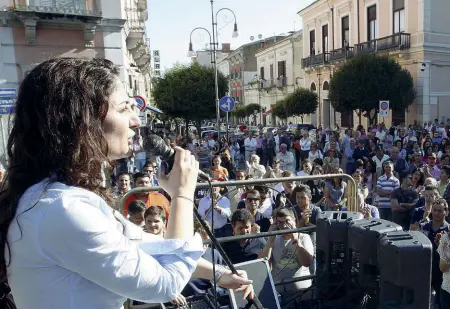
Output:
[144,134,210,181]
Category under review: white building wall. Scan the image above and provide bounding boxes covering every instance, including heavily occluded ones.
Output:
[251,33,307,126]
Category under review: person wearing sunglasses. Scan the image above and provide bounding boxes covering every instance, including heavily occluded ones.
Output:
[241,189,271,233]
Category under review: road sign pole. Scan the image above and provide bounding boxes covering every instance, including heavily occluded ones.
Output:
[226,112,229,141]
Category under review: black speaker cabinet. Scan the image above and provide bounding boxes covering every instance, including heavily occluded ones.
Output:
[316,211,363,303]
[348,219,402,286]
[378,231,432,309]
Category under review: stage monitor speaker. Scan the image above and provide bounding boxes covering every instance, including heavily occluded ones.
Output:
[228,258,281,309]
[378,231,432,309]
[348,218,402,286]
[315,211,363,303]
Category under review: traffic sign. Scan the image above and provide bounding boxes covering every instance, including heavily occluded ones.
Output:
[219,96,235,112]
[379,100,389,117]
[133,95,147,111]
[0,88,17,115]
[0,88,16,98]
[138,110,148,127]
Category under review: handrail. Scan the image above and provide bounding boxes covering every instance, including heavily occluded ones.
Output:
[203,226,317,245]
[120,174,358,212]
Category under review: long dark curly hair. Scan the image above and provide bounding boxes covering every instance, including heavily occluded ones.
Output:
[0,57,119,279]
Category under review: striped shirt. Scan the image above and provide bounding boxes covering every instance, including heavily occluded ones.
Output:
[376,174,400,209]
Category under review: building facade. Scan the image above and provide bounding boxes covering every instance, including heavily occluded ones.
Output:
[299,0,450,128]
[245,31,306,126]
[0,0,151,159]
[192,43,231,68]
[226,36,284,108]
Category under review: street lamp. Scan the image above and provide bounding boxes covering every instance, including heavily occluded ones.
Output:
[187,0,239,131]
[232,22,239,38]
[187,41,197,58]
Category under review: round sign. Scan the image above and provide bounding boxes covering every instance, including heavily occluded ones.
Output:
[380,102,389,110]
[133,95,146,111]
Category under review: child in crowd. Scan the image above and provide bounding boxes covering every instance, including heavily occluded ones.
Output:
[143,206,166,237]
[128,200,146,227]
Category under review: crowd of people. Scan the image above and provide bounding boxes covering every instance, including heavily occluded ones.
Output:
[111,119,450,308]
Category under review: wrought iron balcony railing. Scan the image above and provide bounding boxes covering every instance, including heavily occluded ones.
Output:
[329,47,355,62]
[12,0,101,17]
[301,53,330,68]
[355,33,411,54]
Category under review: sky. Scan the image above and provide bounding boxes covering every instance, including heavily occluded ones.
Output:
[146,0,314,71]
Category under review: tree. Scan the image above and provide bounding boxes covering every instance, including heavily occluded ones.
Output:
[152,62,228,134]
[232,107,246,123]
[272,100,289,120]
[328,53,416,125]
[283,88,318,123]
[243,103,261,124]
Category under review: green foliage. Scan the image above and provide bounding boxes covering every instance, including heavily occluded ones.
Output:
[328,53,415,124]
[152,62,228,123]
[284,88,318,117]
[232,107,246,119]
[272,100,289,119]
[243,103,261,117]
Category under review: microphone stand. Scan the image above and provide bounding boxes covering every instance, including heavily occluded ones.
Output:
[193,207,266,309]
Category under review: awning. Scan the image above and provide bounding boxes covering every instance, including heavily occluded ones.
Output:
[263,109,272,116]
[145,105,163,114]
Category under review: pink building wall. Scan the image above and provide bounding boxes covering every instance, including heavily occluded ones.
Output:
[11,27,105,81]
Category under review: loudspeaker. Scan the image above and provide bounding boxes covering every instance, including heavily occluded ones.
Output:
[228,258,280,309]
[378,231,432,309]
[347,219,402,308]
[315,211,363,304]
[348,219,402,286]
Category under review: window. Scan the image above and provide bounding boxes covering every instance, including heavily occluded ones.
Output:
[341,16,350,47]
[367,5,377,41]
[269,64,274,81]
[309,30,316,55]
[260,67,265,80]
[393,0,405,33]
[322,24,329,53]
[277,61,286,78]
[128,75,132,90]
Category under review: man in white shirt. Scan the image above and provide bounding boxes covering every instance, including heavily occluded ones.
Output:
[276,144,295,172]
[198,186,232,237]
[372,147,390,178]
[300,132,312,162]
[244,132,257,162]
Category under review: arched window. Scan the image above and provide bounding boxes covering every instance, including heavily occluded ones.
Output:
[323,81,330,90]
[310,82,317,91]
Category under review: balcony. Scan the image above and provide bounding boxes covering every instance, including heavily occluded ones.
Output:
[11,0,102,46]
[258,79,275,90]
[11,0,101,17]
[137,0,147,11]
[329,47,355,62]
[126,19,146,50]
[301,53,330,68]
[355,33,411,54]
[276,77,288,88]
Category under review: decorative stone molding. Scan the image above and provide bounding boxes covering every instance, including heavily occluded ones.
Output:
[84,22,97,47]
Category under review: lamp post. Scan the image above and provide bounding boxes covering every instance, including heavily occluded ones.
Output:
[187,0,238,131]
